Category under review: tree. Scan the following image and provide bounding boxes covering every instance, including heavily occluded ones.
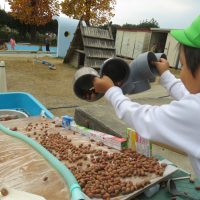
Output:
[121,19,159,29]
[8,0,60,26]
[0,9,8,28]
[61,0,116,26]
[137,18,159,28]
[8,0,60,40]
[122,23,137,29]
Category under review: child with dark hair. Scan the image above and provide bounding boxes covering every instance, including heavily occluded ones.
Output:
[93,15,200,178]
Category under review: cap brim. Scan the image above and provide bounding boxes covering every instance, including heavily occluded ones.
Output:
[170,29,196,48]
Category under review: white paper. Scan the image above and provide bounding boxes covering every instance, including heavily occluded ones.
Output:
[1,188,46,200]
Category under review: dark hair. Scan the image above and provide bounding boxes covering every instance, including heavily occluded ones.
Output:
[182,44,200,77]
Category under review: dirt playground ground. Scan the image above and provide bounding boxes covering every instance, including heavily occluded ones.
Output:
[0,54,108,117]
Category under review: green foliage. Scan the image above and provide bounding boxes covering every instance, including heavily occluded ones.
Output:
[0,9,57,44]
[25,32,31,41]
[0,9,7,28]
[121,23,137,29]
[137,18,159,28]
[122,18,159,29]
[0,31,10,41]
[51,38,57,46]
[37,20,58,35]
[35,32,43,43]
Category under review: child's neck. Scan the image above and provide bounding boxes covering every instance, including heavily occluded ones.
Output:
[189,69,200,94]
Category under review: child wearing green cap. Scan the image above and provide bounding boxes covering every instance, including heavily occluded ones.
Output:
[93,15,200,178]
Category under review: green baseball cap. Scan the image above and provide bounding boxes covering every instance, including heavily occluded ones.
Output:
[170,15,200,48]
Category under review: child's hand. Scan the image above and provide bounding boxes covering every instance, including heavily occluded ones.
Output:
[153,58,170,75]
[93,75,114,93]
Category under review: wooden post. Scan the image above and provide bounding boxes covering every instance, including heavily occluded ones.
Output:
[0,61,7,92]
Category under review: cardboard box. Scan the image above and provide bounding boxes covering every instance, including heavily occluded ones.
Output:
[71,123,127,150]
[126,128,152,157]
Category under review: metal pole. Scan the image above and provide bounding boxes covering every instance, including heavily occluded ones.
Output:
[0,61,7,92]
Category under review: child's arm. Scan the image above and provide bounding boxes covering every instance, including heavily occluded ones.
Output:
[93,76,198,156]
[105,86,200,158]
[154,59,189,100]
[160,70,189,100]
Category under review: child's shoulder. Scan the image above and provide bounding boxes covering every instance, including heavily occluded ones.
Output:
[181,93,200,108]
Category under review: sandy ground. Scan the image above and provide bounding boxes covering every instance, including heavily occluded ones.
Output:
[1,54,108,117]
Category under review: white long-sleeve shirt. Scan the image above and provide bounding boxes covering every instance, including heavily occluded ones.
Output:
[105,70,200,178]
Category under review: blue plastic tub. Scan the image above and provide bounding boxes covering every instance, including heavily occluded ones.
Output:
[0,92,54,119]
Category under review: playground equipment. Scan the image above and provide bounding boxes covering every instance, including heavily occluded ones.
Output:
[0,61,7,92]
[34,57,56,70]
[53,15,79,58]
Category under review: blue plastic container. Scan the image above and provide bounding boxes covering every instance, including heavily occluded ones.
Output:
[0,92,54,119]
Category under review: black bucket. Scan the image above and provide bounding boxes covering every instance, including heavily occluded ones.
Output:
[73,67,104,101]
[99,58,130,87]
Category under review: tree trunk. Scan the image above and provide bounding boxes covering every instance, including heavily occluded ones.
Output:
[85,0,91,26]
[85,20,90,26]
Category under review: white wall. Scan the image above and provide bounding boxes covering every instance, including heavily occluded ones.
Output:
[115,30,150,59]
[53,15,79,58]
[132,32,146,59]
[115,30,124,56]
[164,34,179,68]
[121,31,137,58]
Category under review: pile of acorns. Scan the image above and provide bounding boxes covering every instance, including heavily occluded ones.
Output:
[19,120,167,200]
